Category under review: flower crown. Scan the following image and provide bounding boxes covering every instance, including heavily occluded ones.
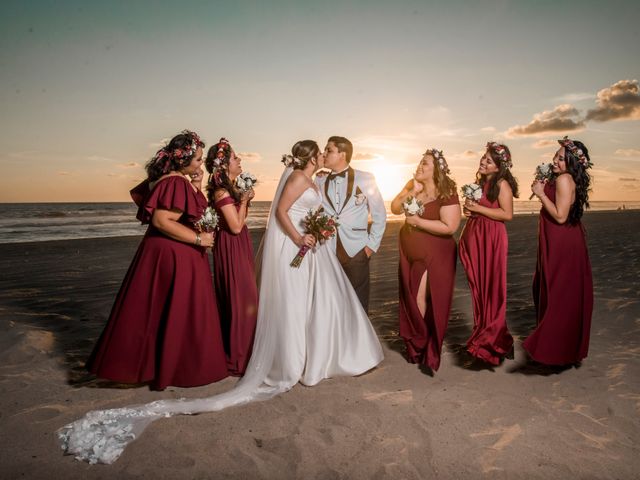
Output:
[425,148,450,174]
[152,130,204,174]
[486,142,512,169]
[208,137,233,181]
[558,136,593,169]
[281,154,304,168]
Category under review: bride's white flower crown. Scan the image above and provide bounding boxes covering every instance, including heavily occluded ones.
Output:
[281,154,304,168]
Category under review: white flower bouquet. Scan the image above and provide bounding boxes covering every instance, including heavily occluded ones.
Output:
[402,196,424,216]
[460,183,482,202]
[235,172,257,192]
[194,207,219,233]
[529,162,555,199]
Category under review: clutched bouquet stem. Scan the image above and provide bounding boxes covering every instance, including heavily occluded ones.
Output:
[290,207,339,268]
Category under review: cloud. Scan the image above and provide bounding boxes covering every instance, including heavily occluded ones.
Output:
[58,171,72,176]
[586,79,640,122]
[237,152,262,163]
[87,155,120,163]
[480,126,496,133]
[117,162,140,168]
[352,152,379,160]
[615,148,640,157]
[149,138,170,149]
[619,177,638,182]
[507,104,586,137]
[552,92,595,103]
[532,139,558,149]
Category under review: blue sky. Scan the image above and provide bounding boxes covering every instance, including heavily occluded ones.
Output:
[1,0,639,201]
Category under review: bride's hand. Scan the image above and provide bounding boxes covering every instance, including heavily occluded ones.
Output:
[296,234,316,249]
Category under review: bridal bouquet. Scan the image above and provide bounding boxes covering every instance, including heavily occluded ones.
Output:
[235,172,257,192]
[460,183,482,202]
[290,207,339,268]
[194,207,219,233]
[402,196,424,216]
[529,162,555,199]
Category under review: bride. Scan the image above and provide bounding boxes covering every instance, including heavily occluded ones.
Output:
[58,140,384,464]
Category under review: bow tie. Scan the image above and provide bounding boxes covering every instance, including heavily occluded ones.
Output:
[328,170,348,181]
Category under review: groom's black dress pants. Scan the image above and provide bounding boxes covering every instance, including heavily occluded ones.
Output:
[337,237,370,314]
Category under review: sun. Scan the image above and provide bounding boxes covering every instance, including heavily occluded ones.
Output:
[360,158,413,201]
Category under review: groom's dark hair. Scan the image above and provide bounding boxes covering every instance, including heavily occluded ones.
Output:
[328,136,353,164]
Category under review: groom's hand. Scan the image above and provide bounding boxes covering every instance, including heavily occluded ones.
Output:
[364,246,374,258]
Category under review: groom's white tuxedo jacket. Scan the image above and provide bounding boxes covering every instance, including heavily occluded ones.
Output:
[315,167,387,258]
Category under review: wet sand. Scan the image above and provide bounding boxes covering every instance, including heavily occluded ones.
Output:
[0,210,638,479]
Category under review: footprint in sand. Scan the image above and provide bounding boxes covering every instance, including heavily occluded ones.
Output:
[469,423,523,473]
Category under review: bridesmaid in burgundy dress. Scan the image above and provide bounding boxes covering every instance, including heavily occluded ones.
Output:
[205,138,258,376]
[391,149,461,372]
[87,130,229,389]
[459,142,519,365]
[524,136,593,365]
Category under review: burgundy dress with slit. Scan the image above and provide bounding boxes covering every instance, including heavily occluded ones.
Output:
[459,182,513,365]
[523,179,593,365]
[398,194,460,371]
[87,176,229,389]
[212,196,258,375]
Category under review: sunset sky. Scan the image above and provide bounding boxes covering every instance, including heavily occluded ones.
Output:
[1,0,639,202]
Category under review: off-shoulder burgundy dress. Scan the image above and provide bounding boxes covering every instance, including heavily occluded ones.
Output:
[87,176,229,389]
[523,179,593,365]
[212,195,258,375]
[398,194,460,371]
[459,183,513,365]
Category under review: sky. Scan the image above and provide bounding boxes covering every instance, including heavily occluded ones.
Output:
[1,0,639,202]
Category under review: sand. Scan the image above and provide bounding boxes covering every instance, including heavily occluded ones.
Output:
[0,210,638,479]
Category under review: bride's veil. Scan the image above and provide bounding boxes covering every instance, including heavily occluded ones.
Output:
[58,166,295,464]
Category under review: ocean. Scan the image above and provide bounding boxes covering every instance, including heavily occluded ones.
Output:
[1,200,638,244]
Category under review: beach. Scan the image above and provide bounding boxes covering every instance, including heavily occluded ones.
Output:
[0,210,638,479]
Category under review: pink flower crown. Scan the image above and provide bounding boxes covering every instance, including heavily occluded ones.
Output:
[425,148,450,173]
[152,130,204,173]
[209,138,233,181]
[486,142,512,169]
[558,136,593,169]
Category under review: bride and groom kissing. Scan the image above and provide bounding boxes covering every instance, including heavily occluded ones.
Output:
[59,135,389,464]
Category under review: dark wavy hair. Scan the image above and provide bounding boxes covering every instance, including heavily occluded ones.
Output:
[205,138,241,204]
[145,130,204,182]
[327,136,353,163]
[290,140,321,170]
[477,143,519,202]
[562,140,591,224]
[426,151,457,200]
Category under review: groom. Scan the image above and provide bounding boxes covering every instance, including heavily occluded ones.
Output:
[316,136,387,313]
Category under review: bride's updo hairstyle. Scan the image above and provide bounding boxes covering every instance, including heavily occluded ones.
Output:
[281,140,320,170]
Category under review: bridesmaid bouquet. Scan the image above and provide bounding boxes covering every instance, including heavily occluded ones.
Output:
[528,162,555,199]
[235,172,257,192]
[290,207,339,268]
[194,207,219,232]
[460,183,482,202]
[402,196,424,216]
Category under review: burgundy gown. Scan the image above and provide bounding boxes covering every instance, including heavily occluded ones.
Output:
[523,179,593,365]
[398,194,460,371]
[459,182,513,365]
[213,196,258,376]
[87,176,229,389]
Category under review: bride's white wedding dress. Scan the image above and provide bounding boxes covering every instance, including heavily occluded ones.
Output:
[58,166,383,464]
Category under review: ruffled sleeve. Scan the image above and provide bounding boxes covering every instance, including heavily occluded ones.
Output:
[133,176,205,225]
